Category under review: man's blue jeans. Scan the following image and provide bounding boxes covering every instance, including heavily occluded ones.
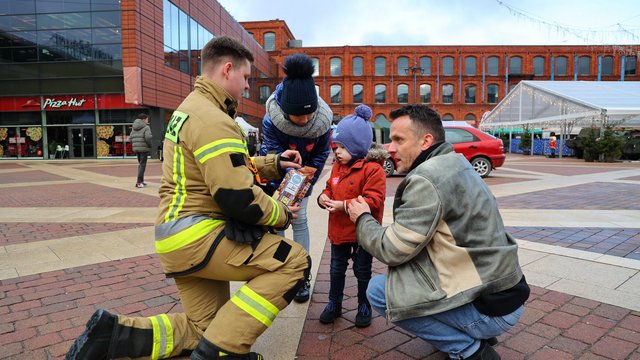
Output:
[278,196,310,252]
[367,274,524,359]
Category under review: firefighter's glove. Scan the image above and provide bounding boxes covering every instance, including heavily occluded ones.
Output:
[225,218,265,248]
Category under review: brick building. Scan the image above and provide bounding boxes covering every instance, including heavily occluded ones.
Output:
[0,0,276,159]
[242,20,639,143]
[0,1,638,158]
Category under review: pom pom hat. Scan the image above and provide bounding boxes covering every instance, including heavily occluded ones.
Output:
[332,105,373,160]
[279,53,318,116]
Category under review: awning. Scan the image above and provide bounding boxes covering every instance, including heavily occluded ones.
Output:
[481,81,640,129]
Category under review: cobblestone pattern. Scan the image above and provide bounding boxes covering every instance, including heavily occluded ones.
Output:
[0,222,151,246]
[0,171,71,184]
[0,255,180,360]
[77,164,163,178]
[508,227,640,259]
[0,183,159,207]
[497,182,640,210]
[298,243,640,359]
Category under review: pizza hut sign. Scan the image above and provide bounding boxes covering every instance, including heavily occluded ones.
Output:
[42,96,92,110]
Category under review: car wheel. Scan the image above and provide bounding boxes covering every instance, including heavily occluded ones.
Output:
[383,158,395,177]
[471,157,492,178]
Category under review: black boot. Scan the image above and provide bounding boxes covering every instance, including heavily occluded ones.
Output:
[354,303,372,327]
[466,340,500,360]
[65,309,116,360]
[190,337,264,360]
[319,301,342,324]
[294,279,311,303]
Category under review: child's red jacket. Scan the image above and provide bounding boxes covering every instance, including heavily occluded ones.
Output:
[319,150,386,245]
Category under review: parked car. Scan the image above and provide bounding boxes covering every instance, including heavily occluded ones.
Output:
[383,122,505,177]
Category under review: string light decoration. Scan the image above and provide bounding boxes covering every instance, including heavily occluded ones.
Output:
[495,0,640,56]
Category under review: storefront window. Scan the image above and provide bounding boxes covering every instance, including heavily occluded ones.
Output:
[0,126,43,158]
[96,124,135,157]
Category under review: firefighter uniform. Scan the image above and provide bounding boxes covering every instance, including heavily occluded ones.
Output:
[104,76,310,358]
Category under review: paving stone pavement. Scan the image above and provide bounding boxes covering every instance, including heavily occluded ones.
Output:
[0,155,639,359]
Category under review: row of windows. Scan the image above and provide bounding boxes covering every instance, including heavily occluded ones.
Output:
[0,0,121,15]
[259,83,501,105]
[304,55,638,77]
[162,0,214,75]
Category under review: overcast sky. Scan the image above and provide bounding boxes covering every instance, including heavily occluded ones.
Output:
[217,0,640,47]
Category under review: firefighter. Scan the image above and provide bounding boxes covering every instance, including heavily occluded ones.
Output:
[65,36,310,360]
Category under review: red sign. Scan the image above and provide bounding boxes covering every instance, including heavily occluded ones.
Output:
[0,96,41,111]
[42,95,95,111]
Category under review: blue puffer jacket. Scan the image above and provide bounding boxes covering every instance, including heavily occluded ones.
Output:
[259,84,333,196]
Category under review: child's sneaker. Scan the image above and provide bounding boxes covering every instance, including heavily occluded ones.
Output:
[355,303,372,327]
[319,301,341,324]
[135,183,145,188]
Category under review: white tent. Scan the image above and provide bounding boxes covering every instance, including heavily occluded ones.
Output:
[235,116,259,135]
[481,81,640,129]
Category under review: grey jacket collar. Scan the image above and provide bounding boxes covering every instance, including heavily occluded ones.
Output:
[265,91,332,139]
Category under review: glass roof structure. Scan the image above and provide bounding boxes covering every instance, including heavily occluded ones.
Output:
[481,81,640,129]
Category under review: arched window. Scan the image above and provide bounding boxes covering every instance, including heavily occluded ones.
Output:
[330,57,342,76]
[375,57,386,76]
[420,84,431,103]
[311,57,320,77]
[442,113,454,121]
[352,56,364,76]
[398,56,409,75]
[465,56,476,76]
[624,56,637,75]
[487,84,499,103]
[330,84,342,104]
[420,56,432,75]
[464,84,476,104]
[442,56,454,76]
[602,56,614,76]
[555,56,568,76]
[464,114,477,122]
[579,56,590,76]
[533,56,545,76]
[353,84,363,103]
[375,84,386,103]
[509,56,522,74]
[263,32,275,51]
[487,56,499,76]
[442,84,454,104]
[397,84,409,103]
[259,85,270,104]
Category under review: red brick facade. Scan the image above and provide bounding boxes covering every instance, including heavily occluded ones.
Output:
[242,20,639,127]
[120,0,274,123]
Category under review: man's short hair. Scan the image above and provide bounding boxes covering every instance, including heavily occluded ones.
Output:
[201,36,254,70]
[389,105,445,142]
[137,113,148,120]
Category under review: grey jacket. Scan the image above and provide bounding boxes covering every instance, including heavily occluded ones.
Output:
[130,118,152,153]
[356,143,523,322]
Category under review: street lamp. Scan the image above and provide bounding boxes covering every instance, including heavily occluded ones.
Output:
[405,65,424,103]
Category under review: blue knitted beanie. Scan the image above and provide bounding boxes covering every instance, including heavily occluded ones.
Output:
[332,104,373,159]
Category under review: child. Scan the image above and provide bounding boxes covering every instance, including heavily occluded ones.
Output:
[549,132,557,158]
[317,104,387,327]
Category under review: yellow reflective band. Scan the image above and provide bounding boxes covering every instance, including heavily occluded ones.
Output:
[148,314,173,359]
[230,285,279,327]
[266,197,280,226]
[194,138,248,164]
[165,146,186,222]
[155,219,224,254]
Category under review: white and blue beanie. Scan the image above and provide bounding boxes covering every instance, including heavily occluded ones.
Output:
[332,104,373,160]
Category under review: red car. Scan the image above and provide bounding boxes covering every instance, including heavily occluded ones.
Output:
[383,122,505,177]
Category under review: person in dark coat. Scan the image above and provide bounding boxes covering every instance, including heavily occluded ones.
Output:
[129,113,152,188]
[259,53,333,302]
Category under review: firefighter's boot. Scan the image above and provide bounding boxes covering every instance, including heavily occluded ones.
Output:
[190,337,264,360]
[65,309,115,360]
